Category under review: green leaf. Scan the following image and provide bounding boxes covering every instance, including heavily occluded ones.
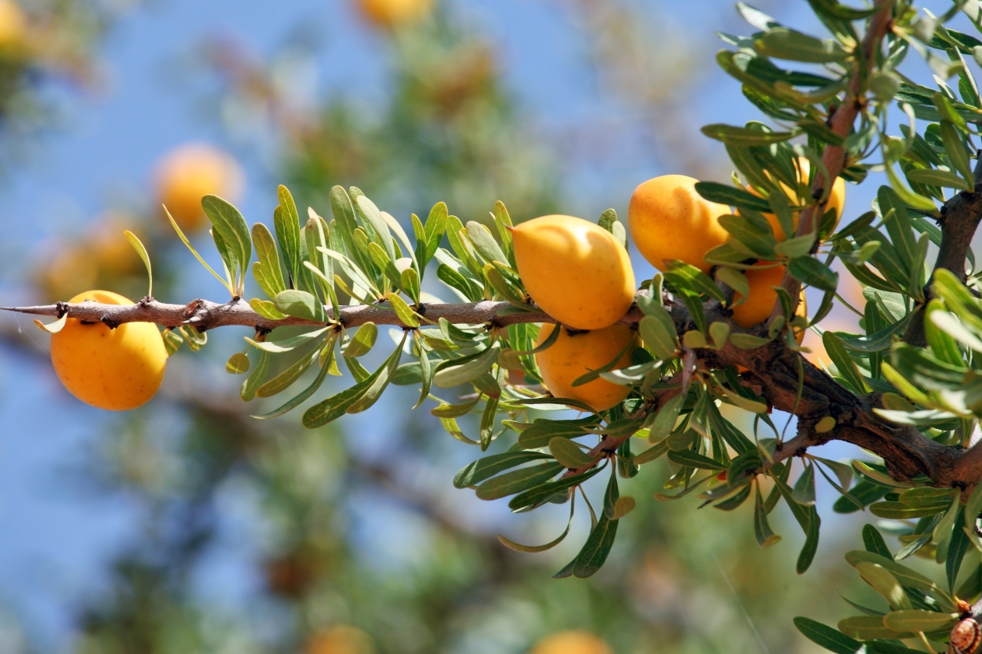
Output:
[664,262,726,303]
[798,506,821,573]
[466,221,508,265]
[252,223,287,297]
[549,437,595,468]
[856,561,912,610]
[454,451,553,488]
[695,181,772,212]
[386,293,420,328]
[421,202,448,268]
[475,462,564,500]
[557,512,619,579]
[123,230,153,298]
[718,214,778,258]
[933,489,962,563]
[252,352,333,420]
[882,610,955,633]
[940,119,975,189]
[249,298,286,321]
[226,352,250,375]
[754,483,782,548]
[164,207,233,294]
[343,323,378,358]
[638,312,679,361]
[755,27,850,63]
[905,167,974,191]
[256,350,317,398]
[240,351,269,402]
[275,185,303,286]
[792,461,817,505]
[274,289,327,323]
[203,195,251,293]
[863,524,892,558]
[701,125,798,146]
[509,467,604,511]
[823,331,870,394]
[789,256,838,291]
[355,195,396,263]
[792,617,863,654]
[434,345,499,388]
[667,450,726,470]
[870,501,947,519]
[837,615,903,640]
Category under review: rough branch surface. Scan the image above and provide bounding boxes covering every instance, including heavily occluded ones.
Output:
[5,290,982,490]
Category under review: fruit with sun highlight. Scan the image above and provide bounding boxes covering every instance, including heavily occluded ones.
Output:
[512,214,635,330]
[50,290,168,411]
[628,174,731,274]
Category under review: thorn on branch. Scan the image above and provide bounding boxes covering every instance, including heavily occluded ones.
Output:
[55,301,68,318]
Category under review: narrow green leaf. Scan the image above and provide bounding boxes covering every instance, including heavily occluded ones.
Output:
[123,230,153,298]
[240,351,269,402]
[454,452,553,488]
[792,617,862,654]
[203,195,251,293]
[475,462,564,500]
[549,438,595,468]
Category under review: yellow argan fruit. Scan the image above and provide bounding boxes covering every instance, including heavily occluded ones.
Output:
[534,323,635,412]
[758,157,846,240]
[355,0,433,28]
[731,264,786,329]
[529,630,612,654]
[0,0,26,49]
[306,625,375,654]
[153,143,244,233]
[628,174,731,274]
[50,290,168,411]
[512,215,635,331]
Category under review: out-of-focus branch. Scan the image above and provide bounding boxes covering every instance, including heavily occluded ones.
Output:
[903,153,982,346]
[771,0,894,322]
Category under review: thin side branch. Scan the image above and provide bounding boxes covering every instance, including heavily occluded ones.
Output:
[770,0,894,323]
[903,152,982,346]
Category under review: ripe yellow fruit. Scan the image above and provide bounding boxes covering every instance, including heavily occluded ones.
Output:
[355,0,433,27]
[0,0,26,49]
[153,143,244,233]
[628,175,731,274]
[534,323,635,412]
[50,290,168,411]
[512,215,635,331]
[730,264,786,329]
[758,157,846,240]
[306,625,375,654]
[529,630,612,654]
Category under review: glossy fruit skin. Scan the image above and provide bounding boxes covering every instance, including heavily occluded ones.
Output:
[51,290,168,411]
[154,143,244,233]
[731,264,786,329]
[760,157,846,240]
[534,323,635,412]
[529,630,612,654]
[629,175,731,274]
[512,215,635,330]
[356,0,433,27]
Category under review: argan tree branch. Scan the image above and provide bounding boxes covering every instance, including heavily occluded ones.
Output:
[903,152,982,347]
[5,291,981,491]
[770,0,894,323]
